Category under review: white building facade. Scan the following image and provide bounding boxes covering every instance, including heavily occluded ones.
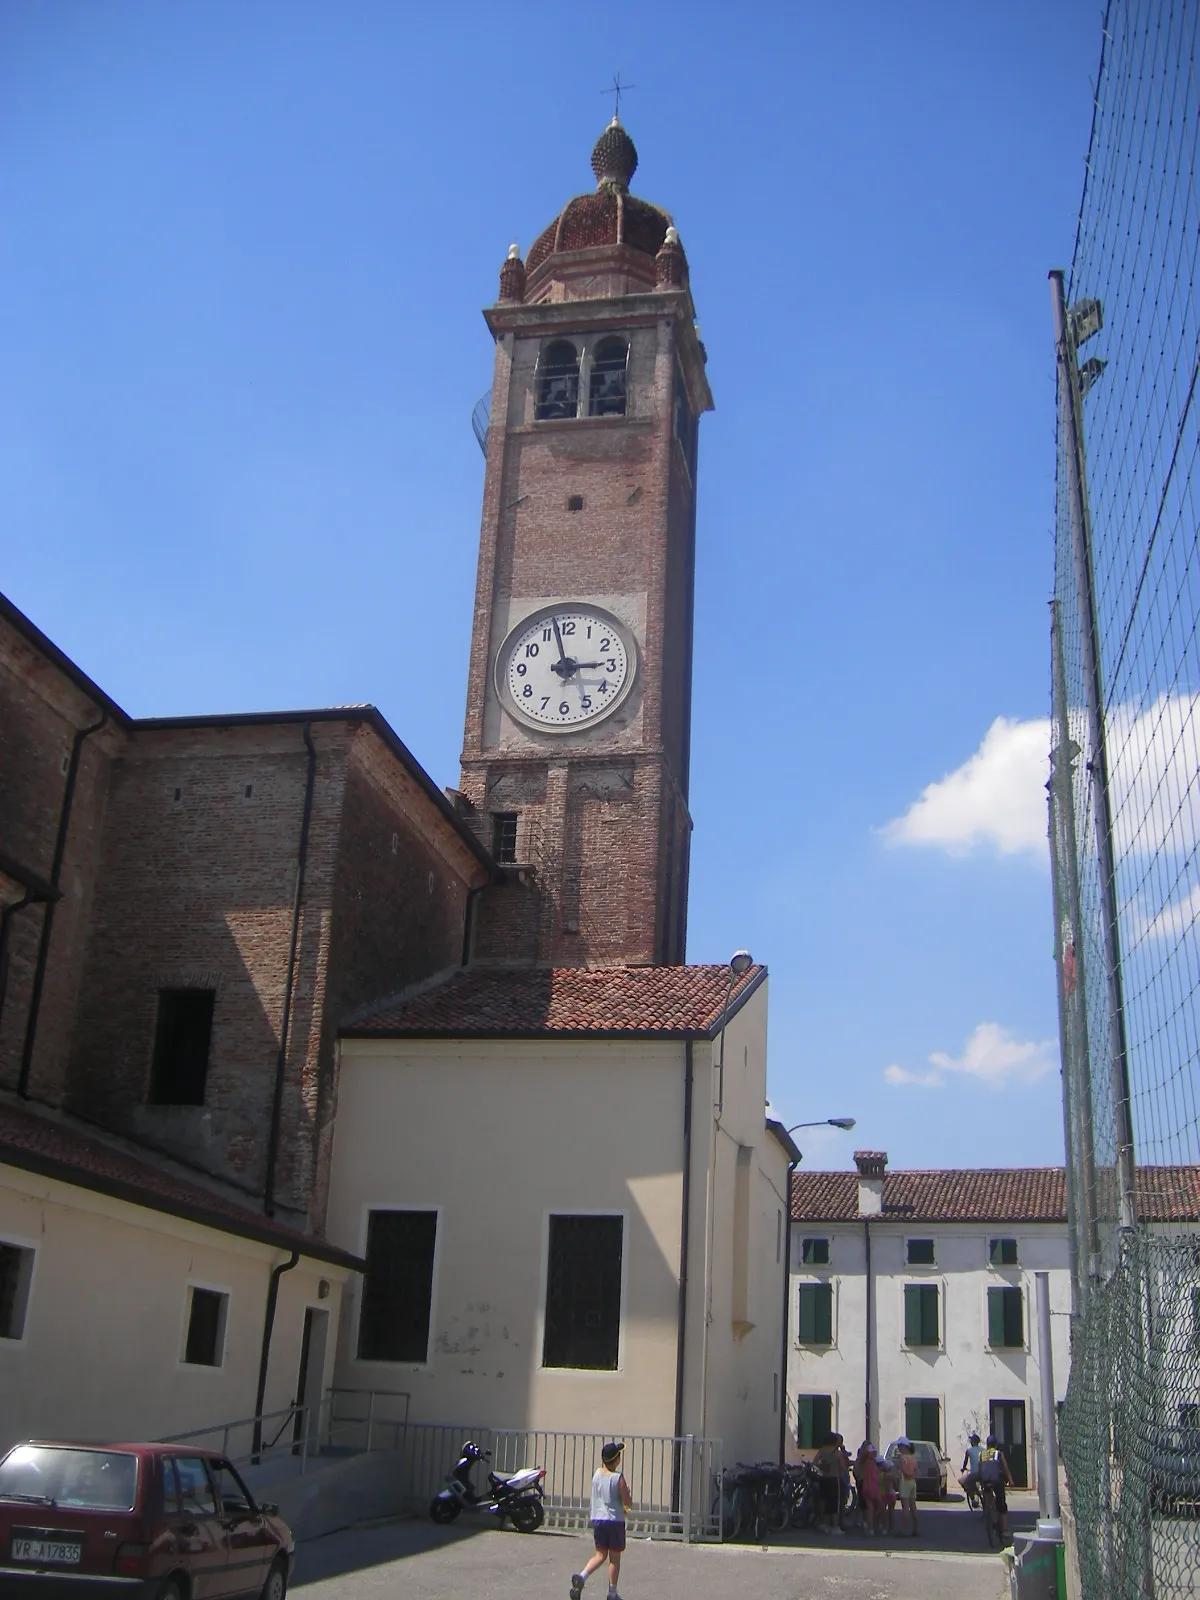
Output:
[786,1152,1072,1490]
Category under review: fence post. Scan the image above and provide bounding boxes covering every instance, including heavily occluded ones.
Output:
[366,1390,375,1453]
[682,1435,694,1544]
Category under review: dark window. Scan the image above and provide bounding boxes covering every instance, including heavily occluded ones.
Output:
[989,1237,1018,1266]
[907,1238,936,1265]
[795,1394,833,1449]
[0,1242,34,1339]
[801,1237,830,1265]
[536,340,580,420]
[904,1283,940,1346]
[905,1397,941,1448]
[150,989,215,1106]
[184,1287,227,1366]
[566,494,584,511]
[797,1282,833,1344]
[169,1456,216,1516]
[588,336,628,416]
[492,812,518,863]
[988,1285,1025,1348]
[543,1213,623,1369]
[358,1209,437,1362]
[211,1461,254,1517]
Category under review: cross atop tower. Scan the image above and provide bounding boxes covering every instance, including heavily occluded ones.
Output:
[600,71,636,120]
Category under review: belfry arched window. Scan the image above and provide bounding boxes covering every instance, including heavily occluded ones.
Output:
[535,340,581,421]
[588,336,629,417]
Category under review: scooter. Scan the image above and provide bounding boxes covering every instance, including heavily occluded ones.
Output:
[429,1441,547,1532]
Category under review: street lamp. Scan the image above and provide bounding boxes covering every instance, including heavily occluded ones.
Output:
[786,1118,856,1136]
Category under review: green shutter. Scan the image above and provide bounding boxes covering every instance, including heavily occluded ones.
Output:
[905,1284,920,1345]
[988,1286,1005,1346]
[796,1394,834,1448]
[796,1395,813,1447]
[905,1397,940,1446]
[906,1283,939,1345]
[799,1284,833,1345]
[990,1237,1018,1265]
[1005,1287,1024,1346]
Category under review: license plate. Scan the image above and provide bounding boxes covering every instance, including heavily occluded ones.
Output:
[11,1538,83,1565]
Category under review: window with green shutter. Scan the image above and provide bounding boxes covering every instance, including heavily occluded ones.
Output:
[989,1237,1018,1266]
[905,1397,941,1447]
[988,1285,1025,1348]
[795,1393,833,1448]
[801,1237,830,1265]
[906,1238,935,1265]
[904,1283,939,1346]
[797,1282,833,1344]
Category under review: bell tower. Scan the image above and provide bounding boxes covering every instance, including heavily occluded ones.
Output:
[457,120,712,967]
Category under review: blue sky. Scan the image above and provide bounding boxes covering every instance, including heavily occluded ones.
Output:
[0,1,1103,1170]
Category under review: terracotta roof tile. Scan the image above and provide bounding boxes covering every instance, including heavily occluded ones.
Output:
[344,963,765,1038]
[0,1100,362,1268]
[790,1165,1200,1224]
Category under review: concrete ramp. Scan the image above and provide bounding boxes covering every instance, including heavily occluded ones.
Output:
[241,1448,408,1542]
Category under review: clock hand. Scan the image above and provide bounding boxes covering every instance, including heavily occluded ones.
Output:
[551,615,568,665]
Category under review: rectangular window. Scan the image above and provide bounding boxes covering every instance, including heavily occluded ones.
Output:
[150,989,215,1106]
[905,1397,942,1448]
[797,1282,834,1345]
[0,1242,34,1340]
[988,1285,1025,1348]
[906,1238,936,1265]
[904,1283,940,1346]
[543,1214,623,1370]
[990,1237,1019,1266]
[168,1456,217,1515]
[358,1209,438,1363]
[795,1393,833,1449]
[183,1287,228,1367]
[491,812,519,864]
[801,1237,830,1265]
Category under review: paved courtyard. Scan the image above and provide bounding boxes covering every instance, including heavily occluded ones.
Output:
[291,1492,1038,1600]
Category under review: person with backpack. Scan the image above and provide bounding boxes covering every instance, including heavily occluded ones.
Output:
[959,1431,983,1506]
[978,1434,1015,1542]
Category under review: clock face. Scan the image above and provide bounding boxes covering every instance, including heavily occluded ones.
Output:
[496,605,636,731]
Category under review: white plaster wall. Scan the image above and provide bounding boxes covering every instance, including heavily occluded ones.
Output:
[327,1037,688,1435]
[786,1220,1072,1487]
[0,1168,346,1456]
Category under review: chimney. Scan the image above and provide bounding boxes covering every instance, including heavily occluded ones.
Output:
[855,1150,887,1216]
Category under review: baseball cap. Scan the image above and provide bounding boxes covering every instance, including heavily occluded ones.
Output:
[602,1441,624,1465]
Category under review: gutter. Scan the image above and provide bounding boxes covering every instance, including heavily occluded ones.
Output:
[18,709,108,1098]
[0,856,61,1037]
[779,1158,798,1465]
[252,1249,301,1460]
[264,723,316,1218]
[673,1041,694,1462]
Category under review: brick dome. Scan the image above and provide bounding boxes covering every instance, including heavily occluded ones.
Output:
[524,120,682,279]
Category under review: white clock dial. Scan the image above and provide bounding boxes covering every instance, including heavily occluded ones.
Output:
[496,605,636,731]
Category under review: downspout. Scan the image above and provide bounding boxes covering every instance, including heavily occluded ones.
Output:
[778,1158,797,1464]
[18,709,108,1098]
[863,1218,873,1444]
[251,1248,301,1460]
[673,1042,694,1451]
[461,882,484,967]
[264,723,317,1218]
[0,895,34,1032]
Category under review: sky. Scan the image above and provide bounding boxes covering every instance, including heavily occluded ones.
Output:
[0,0,1106,1171]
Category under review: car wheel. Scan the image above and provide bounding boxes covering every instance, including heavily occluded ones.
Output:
[157,1582,185,1600]
[260,1559,287,1600]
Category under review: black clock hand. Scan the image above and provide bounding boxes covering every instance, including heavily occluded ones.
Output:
[551,615,568,664]
[549,615,582,679]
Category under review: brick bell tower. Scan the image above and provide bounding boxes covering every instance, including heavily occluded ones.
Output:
[457,119,712,967]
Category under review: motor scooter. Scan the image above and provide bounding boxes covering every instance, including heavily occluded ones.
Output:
[429,1441,546,1531]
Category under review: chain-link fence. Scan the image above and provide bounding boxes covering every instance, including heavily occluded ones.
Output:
[1049,0,1200,1593]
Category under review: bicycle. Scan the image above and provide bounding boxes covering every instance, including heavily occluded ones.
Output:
[981,1482,1000,1549]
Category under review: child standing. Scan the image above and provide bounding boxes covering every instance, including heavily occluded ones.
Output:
[854,1441,881,1536]
[571,1442,632,1600]
[896,1440,920,1536]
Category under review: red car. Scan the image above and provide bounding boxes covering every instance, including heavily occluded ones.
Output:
[0,1441,293,1599]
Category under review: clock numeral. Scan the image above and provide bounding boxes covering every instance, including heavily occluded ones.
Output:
[586,625,593,638]
[515,662,527,677]
[606,658,618,672]
[561,620,576,636]
[525,642,540,658]
[598,680,609,693]
[581,696,592,710]
[558,701,570,717]
[600,637,611,651]
[540,697,550,710]
[522,684,533,698]
[542,628,553,642]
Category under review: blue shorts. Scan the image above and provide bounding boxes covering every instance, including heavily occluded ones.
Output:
[592,1520,626,1551]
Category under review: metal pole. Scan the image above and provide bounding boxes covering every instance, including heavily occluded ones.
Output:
[682,1434,694,1544]
[1035,1272,1062,1534]
[1050,270,1137,1234]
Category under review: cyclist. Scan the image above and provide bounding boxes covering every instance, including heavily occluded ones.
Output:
[960,1432,983,1505]
[978,1434,1014,1543]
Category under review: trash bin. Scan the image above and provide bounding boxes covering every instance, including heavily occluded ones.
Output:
[1006,1532,1065,1599]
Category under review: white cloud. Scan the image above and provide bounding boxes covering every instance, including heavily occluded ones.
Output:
[1136,881,1200,944]
[881,716,1050,859]
[1104,694,1200,859]
[885,1022,1058,1093]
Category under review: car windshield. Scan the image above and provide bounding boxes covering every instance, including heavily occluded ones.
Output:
[0,1447,138,1510]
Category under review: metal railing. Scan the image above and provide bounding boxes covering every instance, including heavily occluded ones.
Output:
[156,1387,411,1477]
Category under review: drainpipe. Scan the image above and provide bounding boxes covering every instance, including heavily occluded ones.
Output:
[863,1218,873,1444]
[251,1248,301,1460]
[264,723,317,1218]
[672,1042,694,1493]
[18,709,108,1098]
[778,1158,797,1464]
[461,882,485,966]
[0,894,34,1031]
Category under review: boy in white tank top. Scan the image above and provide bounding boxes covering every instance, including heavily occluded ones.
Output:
[570,1442,632,1600]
